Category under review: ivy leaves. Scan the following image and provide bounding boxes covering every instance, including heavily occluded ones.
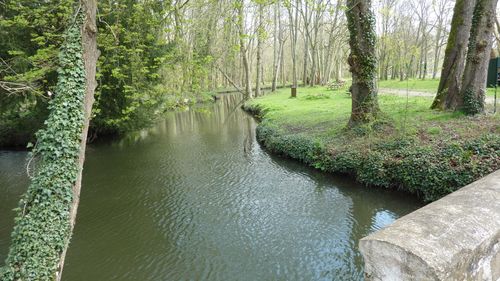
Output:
[1,10,86,281]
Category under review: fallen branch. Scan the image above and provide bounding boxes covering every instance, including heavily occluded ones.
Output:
[216,65,244,95]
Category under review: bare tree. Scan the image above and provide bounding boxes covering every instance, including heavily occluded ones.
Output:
[286,0,300,97]
[431,0,453,79]
[255,1,265,97]
[236,0,252,99]
[271,1,284,91]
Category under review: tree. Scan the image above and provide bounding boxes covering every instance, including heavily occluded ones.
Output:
[431,0,453,80]
[345,0,379,126]
[300,0,311,86]
[286,0,299,97]
[236,0,252,99]
[431,0,477,110]
[0,0,174,145]
[377,0,397,81]
[459,0,498,115]
[321,0,346,85]
[0,0,74,147]
[255,1,266,97]
[92,0,173,135]
[271,1,283,92]
[0,0,98,279]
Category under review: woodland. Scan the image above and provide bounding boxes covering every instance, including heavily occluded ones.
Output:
[2,0,499,146]
[0,0,499,280]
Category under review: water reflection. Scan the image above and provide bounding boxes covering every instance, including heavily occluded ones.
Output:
[0,93,422,281]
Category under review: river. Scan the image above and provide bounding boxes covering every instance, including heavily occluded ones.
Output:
[0,93,422,280]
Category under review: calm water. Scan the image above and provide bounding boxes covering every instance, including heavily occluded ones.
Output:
[0,94,422,280]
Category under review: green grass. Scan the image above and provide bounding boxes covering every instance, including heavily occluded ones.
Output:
[378,78,498,97]
[245,86,486,142]
[378,79,440,93]
[244,86,500,201]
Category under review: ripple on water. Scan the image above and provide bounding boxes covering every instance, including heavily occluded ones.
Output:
[0,94,422,281]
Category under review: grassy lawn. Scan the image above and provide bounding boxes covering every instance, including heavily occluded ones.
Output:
[378,78,498,97]
[378,79,440,93]
[250,86,498,144]
[244,86,500,201]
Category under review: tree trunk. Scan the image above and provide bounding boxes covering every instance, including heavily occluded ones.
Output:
[302,1,310,86]
[288,0,299,96]
[57,0,98,278]
[280,42,286,86]
[432,19,444,79]
[431,0,476,110]
[323,0,342,85]
[0,1,98,279]
[271,2,279,92]
[302,37,309,86]
[236,1,251,99]
[310,45,317,86]
[346,0,379,126]
[422,37,428,80]
[255,3,264,97]
[459,0,498,115]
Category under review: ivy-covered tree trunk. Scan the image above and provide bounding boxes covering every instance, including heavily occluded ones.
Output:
[459,0,498,115]
[0,0,97,280]
[345,0,379,126]
[431,0,476,110]
[57,0,98,279]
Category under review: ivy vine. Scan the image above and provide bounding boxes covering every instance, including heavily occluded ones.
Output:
[463,87,484,115]
[1,9,86,281]
[345,0,379,123]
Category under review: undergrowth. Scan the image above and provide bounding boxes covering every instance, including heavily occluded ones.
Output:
[244,87,500,202]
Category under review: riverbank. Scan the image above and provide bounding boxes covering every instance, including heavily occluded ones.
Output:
[0,92,216,149]
[243,87,500,202]
[0,93,420,280]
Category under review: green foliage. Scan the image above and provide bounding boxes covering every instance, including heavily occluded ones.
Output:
[0,0,74,147]
[303,93,330,100]
[255,118,499,202]
[426,126,442,135]
[0,11,85,280]
[90,0,174,135]
[0,0,73,88]
[1,0,219,144]
[245,87,500,202]
[0,99,48,147]
[462,87,484,115]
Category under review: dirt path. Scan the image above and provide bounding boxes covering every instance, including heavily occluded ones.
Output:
[379,88,497,105]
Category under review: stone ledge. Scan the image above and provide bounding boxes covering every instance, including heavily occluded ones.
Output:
[359,169,500,281]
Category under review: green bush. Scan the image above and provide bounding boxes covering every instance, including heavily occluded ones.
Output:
[252,109,500,202]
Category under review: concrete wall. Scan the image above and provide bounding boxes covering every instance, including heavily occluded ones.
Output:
[359,170,500,281]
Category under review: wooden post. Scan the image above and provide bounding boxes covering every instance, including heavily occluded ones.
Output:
[291,86,297,98]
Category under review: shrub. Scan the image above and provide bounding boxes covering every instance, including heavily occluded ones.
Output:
[253,120,500,202]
